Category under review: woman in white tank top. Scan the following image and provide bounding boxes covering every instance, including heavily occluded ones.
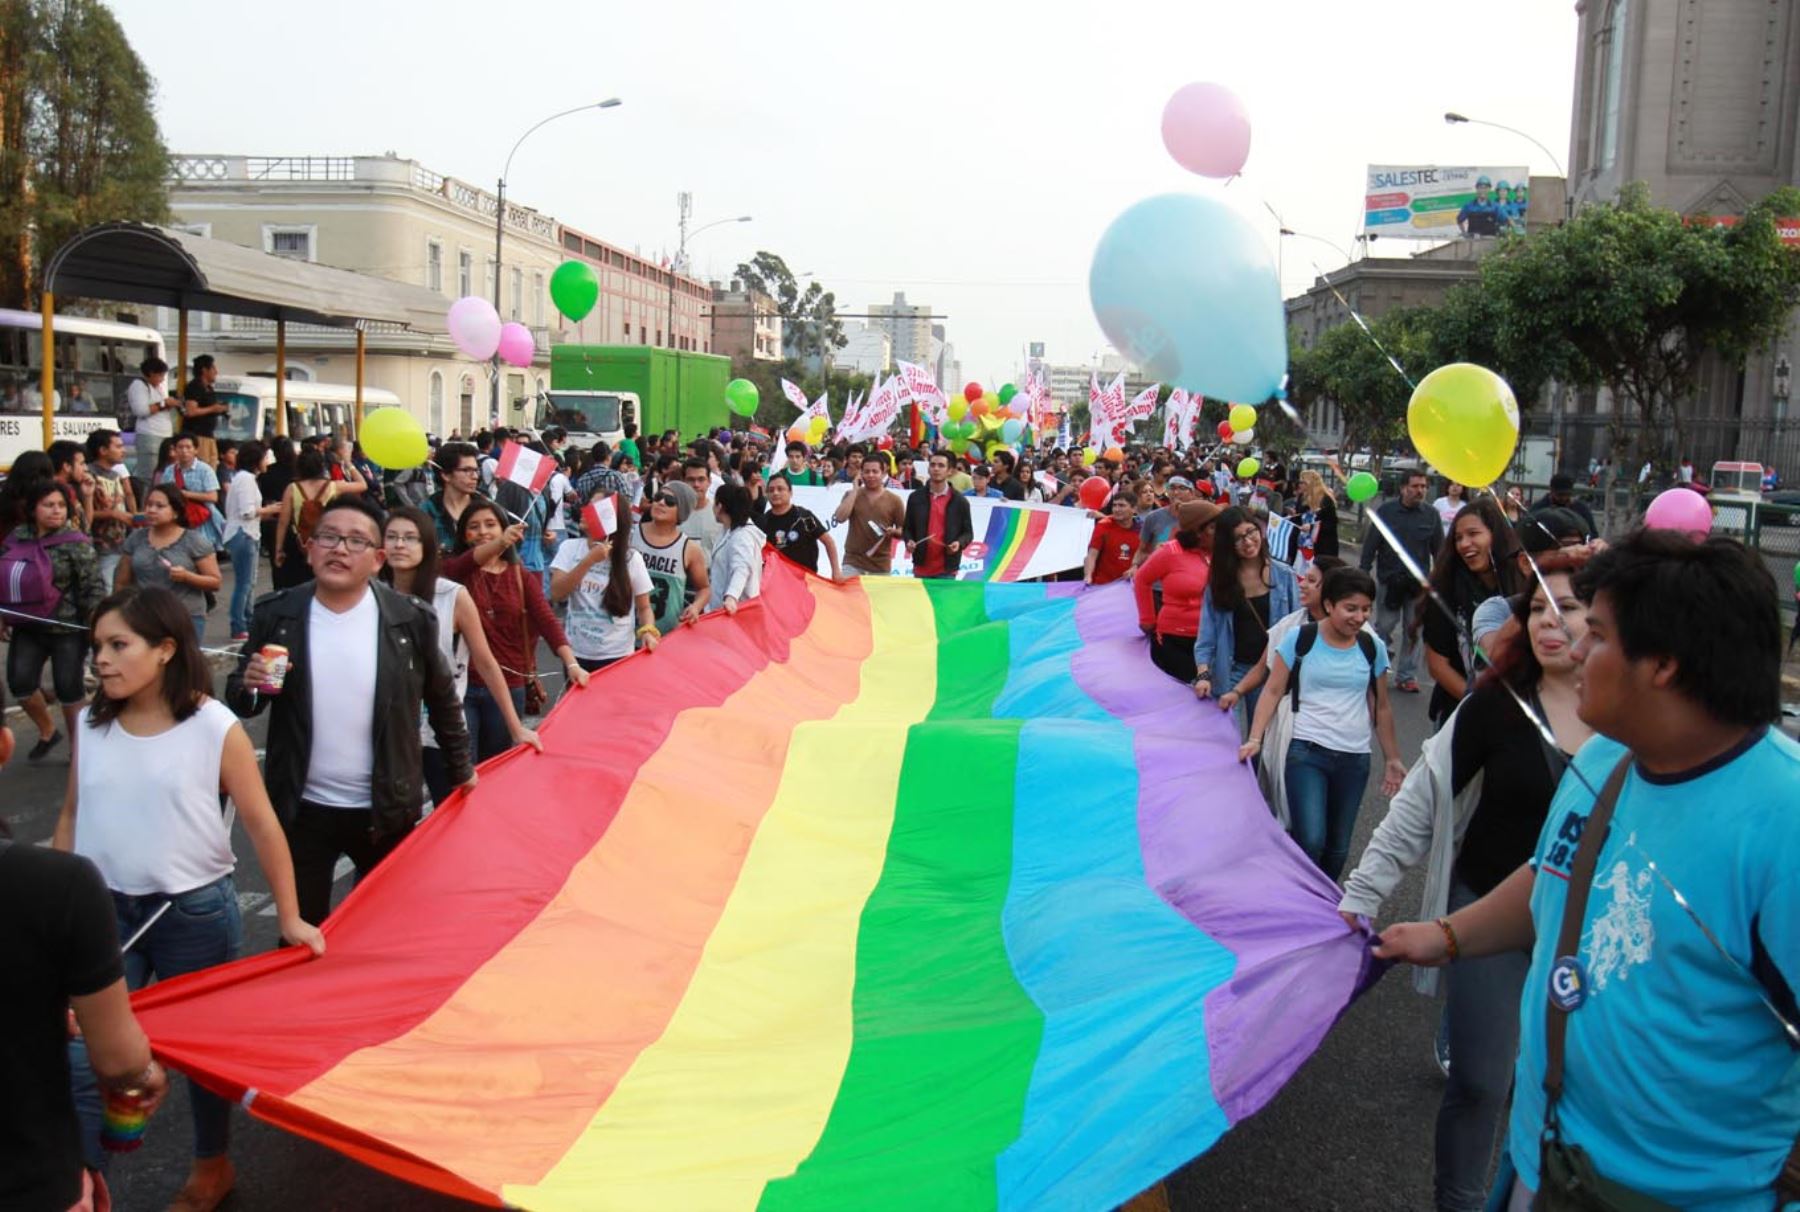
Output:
[49,585,323,1210]
[379,507,541,806]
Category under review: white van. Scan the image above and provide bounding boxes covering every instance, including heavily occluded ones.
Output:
[212,376,405,446]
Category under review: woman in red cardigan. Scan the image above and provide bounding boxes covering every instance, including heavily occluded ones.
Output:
[1131,499,1222,683]
[440,498,588,760]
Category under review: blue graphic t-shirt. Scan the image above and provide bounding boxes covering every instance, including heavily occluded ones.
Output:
[1509,729,1800,1209]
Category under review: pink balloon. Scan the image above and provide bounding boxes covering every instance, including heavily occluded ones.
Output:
[1160,82,1251,178]
[1643,486,1712,539]
[447,296,502,361]
[496,322,536,368]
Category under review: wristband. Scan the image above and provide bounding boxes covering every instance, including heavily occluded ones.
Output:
[1436,916,1461,962]
[636,624,660,638]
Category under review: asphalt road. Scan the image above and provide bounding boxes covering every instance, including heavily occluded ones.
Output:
[1,564,1455,1212]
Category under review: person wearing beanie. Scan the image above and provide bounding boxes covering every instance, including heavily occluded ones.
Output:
[630,477,709,634]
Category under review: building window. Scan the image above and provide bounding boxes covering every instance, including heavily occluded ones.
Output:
[509,267,523,321]
[623,320,631,338]
[532,272,545,327]
[426,240,444,293]
[428,370,445,436]
[262,225,316,261]
[1596,0,1628,172]
[458,251,472,297]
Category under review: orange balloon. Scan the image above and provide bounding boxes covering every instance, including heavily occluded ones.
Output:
[970,398,992,417]
[1103,446,1125,463]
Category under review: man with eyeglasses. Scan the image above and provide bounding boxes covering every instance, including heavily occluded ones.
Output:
[422,441,484,550]
[227,494,473,924]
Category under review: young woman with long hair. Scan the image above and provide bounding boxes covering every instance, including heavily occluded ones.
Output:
[550,491,660,671]
[52,586,323,1211]
[707,482,766,614]
[1194,506,1301,734]
[3,478,106,759]
[1299,469,1339,558]
[380,506,540,805]
[440,498,587,760]
[1422,497,1522,728]
[116,483,223,642]
[272,448,340,589]
[1339,559,1594,1212]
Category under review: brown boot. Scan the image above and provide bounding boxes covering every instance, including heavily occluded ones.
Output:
[167,1156,235,1212]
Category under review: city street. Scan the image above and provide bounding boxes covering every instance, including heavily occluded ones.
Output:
[2,563,1451,1212]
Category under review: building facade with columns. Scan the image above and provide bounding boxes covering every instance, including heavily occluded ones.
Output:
[165,154,712,437]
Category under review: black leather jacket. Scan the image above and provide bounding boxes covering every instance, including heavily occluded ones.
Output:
[225,581,472,839]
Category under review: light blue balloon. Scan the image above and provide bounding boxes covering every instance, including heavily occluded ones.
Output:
[1088,192,1286,404]
[1001,418,1024,443]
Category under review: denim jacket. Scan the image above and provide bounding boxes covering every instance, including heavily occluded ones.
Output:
[1192,559,1300,681]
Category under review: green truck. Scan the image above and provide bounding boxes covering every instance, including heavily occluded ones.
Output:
[541,345,732,451]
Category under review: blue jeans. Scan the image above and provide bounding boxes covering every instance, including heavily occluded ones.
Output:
[464,683,526,763]
[72,876,242,1168]
[1227,658,1263,740]
[1284,738,1370,881]
[224,530,258,635]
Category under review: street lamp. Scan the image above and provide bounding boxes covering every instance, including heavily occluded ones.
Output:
[491,97,622,425]
[1444,111,1573,220]
[667,211,751,353]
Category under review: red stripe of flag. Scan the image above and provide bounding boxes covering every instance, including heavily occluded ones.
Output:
[496,441,553,494]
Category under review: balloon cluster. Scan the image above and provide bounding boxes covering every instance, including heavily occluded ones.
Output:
[447,259,605,367]
[944,381,1031,456]
[1216,401,1259,449]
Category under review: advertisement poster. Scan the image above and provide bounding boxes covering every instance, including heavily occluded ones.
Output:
[1364,165,1530,238]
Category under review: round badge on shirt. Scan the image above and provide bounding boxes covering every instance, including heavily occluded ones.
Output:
[1549,954,1588,1012]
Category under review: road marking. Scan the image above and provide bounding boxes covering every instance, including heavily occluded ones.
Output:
[252,856,356,916]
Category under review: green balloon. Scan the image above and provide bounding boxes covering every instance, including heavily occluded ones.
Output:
[549,260,599,323]
[1345,471,1379,503]
[724,378,760,417]
[998,383,1018,406]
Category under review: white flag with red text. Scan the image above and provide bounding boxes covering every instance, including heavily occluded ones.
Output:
[897,360,948,427]
[781,378,811,416]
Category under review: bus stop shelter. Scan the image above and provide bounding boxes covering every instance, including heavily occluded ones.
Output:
[37,222,448,447]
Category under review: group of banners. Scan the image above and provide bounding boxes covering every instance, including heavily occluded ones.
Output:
[779,363,1058,449]
[1087,377,1203,454]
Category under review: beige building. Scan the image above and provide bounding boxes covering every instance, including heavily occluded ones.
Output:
[867,292,934,368]
[709,282,783,362]
[165,154,712,437]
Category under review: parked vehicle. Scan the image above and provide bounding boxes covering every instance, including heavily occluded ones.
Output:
[541,346,731,450]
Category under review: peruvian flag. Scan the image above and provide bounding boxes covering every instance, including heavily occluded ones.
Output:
[582,493,619,538]
[495,440,554,494]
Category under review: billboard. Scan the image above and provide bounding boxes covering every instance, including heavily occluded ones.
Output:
[1364,165,1530,239]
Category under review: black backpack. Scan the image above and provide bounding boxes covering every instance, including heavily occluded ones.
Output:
[1288,621,1379,712]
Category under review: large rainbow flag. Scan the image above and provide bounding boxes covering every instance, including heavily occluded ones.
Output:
[133,560,1374,1211]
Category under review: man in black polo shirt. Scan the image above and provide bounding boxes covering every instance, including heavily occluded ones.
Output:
[181,354,229,468]
[989,449,1028,501]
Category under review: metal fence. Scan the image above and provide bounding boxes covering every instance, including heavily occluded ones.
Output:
[1554,415,1800,481]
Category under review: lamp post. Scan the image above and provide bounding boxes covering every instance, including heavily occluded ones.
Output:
[491,97,621,426]
[1444,111,1573,220]
[666,208,750,355]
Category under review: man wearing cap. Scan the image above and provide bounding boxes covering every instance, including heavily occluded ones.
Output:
[1134,475,1196,567]
[1530,473,1599,539]
[1457,176,1502,237]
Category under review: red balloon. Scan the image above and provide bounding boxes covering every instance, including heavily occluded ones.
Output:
[1078,475,1112,511]
[1196,481,1216,498]
[963,382,984,404]
[1216,420,1233,440]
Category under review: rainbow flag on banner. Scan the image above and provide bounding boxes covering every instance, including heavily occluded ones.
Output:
[132,561,1374,1211]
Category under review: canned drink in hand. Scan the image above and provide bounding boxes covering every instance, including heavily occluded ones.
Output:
[259,644,290,694]
[100,1083,152,1152]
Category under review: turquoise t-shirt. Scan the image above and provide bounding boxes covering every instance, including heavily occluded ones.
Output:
[1509,729,1800,1209]
[1273,625,1390,754]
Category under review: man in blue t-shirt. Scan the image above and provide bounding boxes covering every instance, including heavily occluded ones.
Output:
[1376,530,1800,1210]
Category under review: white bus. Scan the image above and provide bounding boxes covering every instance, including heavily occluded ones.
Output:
[0,307,166,471]
[211,376,404,447]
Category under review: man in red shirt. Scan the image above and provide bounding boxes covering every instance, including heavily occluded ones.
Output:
[903,452,973,579]
[1084,488,1142,585]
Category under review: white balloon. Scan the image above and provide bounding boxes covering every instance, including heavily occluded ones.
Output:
[447,296,502,361]
[1231,427,1255,446]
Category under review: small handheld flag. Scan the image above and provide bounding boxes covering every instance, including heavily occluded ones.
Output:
[582,495,619,539]
[495,441,554,494]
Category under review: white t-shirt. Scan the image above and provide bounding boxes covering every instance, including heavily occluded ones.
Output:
[550,538,651,661]
[1274,625,1391,754]
[545,471,572,537]
[74,698,239,894]
[221,468,262,544]
[1432,495,1463,529]
[126,377,172,441]
[421,578,468,747]
[302,589,379,807]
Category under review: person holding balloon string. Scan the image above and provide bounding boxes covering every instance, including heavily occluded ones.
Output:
[1421,497,1525,731]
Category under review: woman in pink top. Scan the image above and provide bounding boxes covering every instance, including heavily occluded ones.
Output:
[1133,499,1222,683]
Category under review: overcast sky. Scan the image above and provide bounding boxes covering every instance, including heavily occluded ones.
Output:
[112,0,1577,385]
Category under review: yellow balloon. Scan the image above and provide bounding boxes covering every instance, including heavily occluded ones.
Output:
[947,398,969,422]
[978,412,1004,433]
[1407,363,1520,487]
[359,407,428,469]
[1082,447,1099,466]
[1228,403,1258,433]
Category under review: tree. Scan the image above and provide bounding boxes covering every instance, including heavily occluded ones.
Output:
[731,250,847,363]
[0,0,170,308]
[1288,307,1435,465]
[1465,181,1800,464]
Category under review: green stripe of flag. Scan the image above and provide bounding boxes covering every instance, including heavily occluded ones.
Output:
[758,583,1044,1211]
